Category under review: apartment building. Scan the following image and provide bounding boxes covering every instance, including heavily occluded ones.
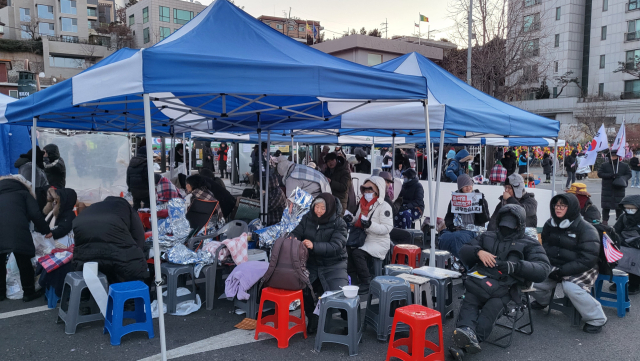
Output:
[126,0,206,47]
[257,15,321,43]
[509,0,640,131]
[0,0,115,83]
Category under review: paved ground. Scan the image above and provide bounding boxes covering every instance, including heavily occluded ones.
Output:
[3,168,640,361]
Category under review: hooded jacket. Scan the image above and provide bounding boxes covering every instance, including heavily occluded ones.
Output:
[43,144,66,188]
[126,151,149,199]
[598,158,632,209]
[501,151,517,176]
[291,195,348,269]
[354,177,393,260]
[15,148,49,188]
[460,204,550,292]
[0,175,51,255]
[542,193,600,277]
[398,170,425,213]
[43,188,78,240]
[73,196,148,283]
[324,156,352,213]
[630,156,640,171]
[445,149,472,182]
[488,175,538,231]
[202,176,236,219]
[614,195,640,248]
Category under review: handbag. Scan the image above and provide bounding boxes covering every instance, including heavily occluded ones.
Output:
[613,176,628,188]
[346,226,367,248]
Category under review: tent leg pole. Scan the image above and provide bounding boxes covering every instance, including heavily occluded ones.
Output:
[553,140,558,196]
[484,145,487,178]
[392,133,396,177]
[479,145,482,178]
[266,131,271,220]
[306,144,310,164]
[296,142,299,164]
[422,99,436,266]
[187,136,191,175]
[170,135,175,179]
[526,146,530,187]
[431,130,445,266]
[371,139,375,176]
[143,94,167,361]
[291,134,295,163]
[258,117,264,223]
[31,117,37,191]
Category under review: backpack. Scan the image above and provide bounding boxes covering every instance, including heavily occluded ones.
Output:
[261,235,314,297]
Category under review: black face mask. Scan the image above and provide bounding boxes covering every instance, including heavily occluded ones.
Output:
[499,226,518,238]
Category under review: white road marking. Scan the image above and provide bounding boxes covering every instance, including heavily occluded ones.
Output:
[0,305,51,320]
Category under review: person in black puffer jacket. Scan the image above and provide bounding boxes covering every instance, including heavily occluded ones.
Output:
[43,187,77,242]
[324,152,352,215]
[127,147,150,210]
[501,150,517,176]
[598,149,631,224]
[450,204,550,359]
[394,169,424,229]
[14,147,49,188]
[43,144,66,188]
[613,195,640,294]
[73,196,148,284]
[630,153,640,188]
[530,193,607,334]
[0,175,51,302]
[291,193,348,334]
[542,153,553,183]
[487,173,537,231]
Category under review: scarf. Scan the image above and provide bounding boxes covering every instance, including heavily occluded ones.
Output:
[576,194,589,210]
[312,193,336,224]
[355,196,378,228]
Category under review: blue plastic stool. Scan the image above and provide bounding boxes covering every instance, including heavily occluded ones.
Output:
[103,281,155,345]
[592,270,630,318]
[45,286,60,309]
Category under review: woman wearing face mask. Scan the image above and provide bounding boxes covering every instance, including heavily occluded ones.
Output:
[613,195,640,294]
[530,193,606,334]
[346,177,393,295]
[291,193,348,334]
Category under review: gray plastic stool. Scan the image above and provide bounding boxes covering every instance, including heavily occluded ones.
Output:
[57,271,108,335]
[233,282,261,319]
[420,249,453,269]
[405,229,424,246]
[160,263,197,313]
[364,276,412,341]
[397,274,431,307]
[385,264,413,277]
[315,293,363,356]
[429,277,454,321]
[247,249,268,262]
[371,257,384,277]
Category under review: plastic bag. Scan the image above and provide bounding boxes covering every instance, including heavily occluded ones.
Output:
[33,232,55,259]
[154,288,202,316]
[6,254,23,300]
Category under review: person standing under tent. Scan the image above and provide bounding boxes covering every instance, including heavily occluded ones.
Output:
[14,147,49,190]
[318,146,330,173]
[43,144,66,189]
[542,153,553,183]
[530,193,607,334]
[472,154,481,177]
[218,142,229,179]
[174,144,184,168]
[276,155,331,199]
[126,146,150,211]
[564,150,577,189]
[501,150,517,177]
[199,141,216,173]
[518,151,528,175]
[324,152,352,215]
[0,175,51,302]
[263,168,287,226]
[598,149,631,225]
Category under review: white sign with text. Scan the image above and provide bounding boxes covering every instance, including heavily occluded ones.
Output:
[451,192,483,214]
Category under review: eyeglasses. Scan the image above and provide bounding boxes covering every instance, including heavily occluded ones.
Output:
[361,186,375,192]
[554,204,568,210]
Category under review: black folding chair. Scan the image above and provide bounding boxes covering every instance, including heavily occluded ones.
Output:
[485,287,535,349]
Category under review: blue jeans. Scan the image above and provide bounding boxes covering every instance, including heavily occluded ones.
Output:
[437,230,476,259]
[632,170,640,187]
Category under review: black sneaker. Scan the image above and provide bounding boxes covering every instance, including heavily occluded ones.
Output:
[449,346,465,361]
[530,301,548,310]
[583,323,603,334]
[22,289,44,303]
[0,293,6,302]
[453,327,481,354]
[609,284,617,292]
[629,286,640,295]
[307,314,319,335]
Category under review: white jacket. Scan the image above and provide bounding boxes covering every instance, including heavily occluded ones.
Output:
[354,176,393,260]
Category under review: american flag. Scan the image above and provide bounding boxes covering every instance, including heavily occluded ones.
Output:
[603,232,623,263]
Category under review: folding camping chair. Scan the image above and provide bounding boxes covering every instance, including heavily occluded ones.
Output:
[485,287,535,349]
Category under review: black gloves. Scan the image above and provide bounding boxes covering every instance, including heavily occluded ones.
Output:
[495,260,519,275]
[343,214,354,223]
[548,269,563,282]
[361,219,372,229]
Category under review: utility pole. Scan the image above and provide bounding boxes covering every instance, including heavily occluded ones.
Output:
[380,18,388,38]
[467,0,472,85]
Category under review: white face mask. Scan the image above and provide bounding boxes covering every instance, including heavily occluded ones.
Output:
[363,193,375,202]
[626,209,638,215]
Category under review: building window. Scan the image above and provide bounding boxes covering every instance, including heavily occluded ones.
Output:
[631,0,639,11]
[600,54,605,68]
[61,35,79,43]
[49,55,85,68]
[626,50,640,69]
[368,53,382,66]
[9,90,18,99]
[20,25,30,39]
[276,24,283,29]
[524,0,541,6]
[603,0,608,11]
[524,39,540,56]
[173,9,193,25]
[37,5,54,20]
[287,25,294,30]
[554,61,559,72]
[160,26,171,40]
[628,20,640,41]
[523,13,540,32]
[143,7,149,24]
[39,22,55,36]
[20,8,30,22]
[143,27,150,44]
[556,7,561,20]
[299,26,305,31]
[554,34,560,47]
[522,64,539,82]
[553,87,558,98]
[625,79,640,98]
[598,83,604,97]
[87,8,97,17]
[601,26,607,40]
[61,18,78,32]
[60,0,77,15]
[160,6,170,22]
[129,14,135,26]
[88,20,97,30]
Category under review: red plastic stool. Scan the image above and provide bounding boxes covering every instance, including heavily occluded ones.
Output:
[138,211,151,230]
[254,287,307,348]
[386,305,444,361]
[392,244,422,268]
